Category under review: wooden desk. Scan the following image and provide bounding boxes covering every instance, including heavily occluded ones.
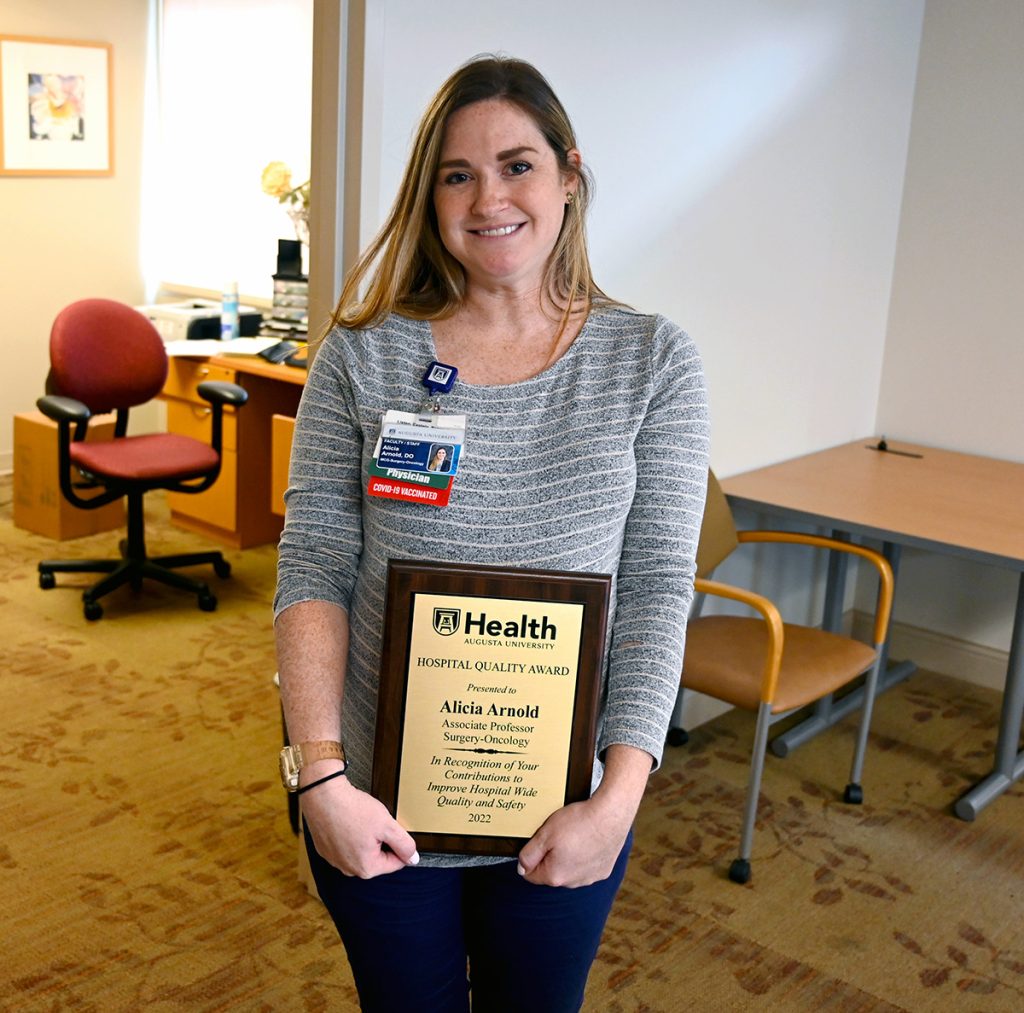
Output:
[209,353,307,389]
[722,438,1024,820]
[161,355,304,548]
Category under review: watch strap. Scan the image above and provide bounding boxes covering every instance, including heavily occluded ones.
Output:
[280,740,346,792]
[296,740,345,765]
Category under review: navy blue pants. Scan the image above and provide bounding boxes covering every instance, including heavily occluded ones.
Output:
[304,827,632,1012]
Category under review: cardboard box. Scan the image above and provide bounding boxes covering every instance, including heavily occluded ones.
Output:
[13,411,125,540]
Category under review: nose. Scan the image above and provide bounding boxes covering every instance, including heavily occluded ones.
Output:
[471,173,508,217]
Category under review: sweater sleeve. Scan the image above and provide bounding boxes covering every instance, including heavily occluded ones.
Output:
[597,317,710,769]
[273,330,365,618]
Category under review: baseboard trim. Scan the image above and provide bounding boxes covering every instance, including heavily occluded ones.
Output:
[850,610,1009,692]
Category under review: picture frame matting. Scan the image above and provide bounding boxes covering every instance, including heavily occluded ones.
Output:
[0,34,113,176]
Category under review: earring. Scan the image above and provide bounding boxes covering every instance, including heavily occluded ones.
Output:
[565,192,576,205]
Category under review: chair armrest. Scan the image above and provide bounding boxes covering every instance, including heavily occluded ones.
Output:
[34,394,122,507]
[191,381,248,461]
[694,576,784,704]
[37,394,91,425]
[736,530,894,645]
[197,380,249,407]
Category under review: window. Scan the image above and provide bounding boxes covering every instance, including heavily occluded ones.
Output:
[142,0,313,301]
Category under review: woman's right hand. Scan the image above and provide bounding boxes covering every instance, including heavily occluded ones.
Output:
[300,773,420,878]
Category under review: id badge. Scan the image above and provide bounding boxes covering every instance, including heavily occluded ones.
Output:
[368,410,466,507]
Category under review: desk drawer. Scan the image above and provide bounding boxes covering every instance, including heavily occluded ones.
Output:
[167,448,237,530]
[163,358,237,401]
[271,414,295,516]
[166,399,238,452]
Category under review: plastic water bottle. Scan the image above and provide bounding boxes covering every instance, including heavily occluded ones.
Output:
[220,281,239,340]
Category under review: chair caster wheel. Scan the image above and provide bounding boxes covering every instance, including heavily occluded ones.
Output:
[843,783,864,805]
[83,599,104,621]
[198,591,217,612]
[39,571,56,590]
[666,727,689,747]
[213,559,232,579]
[728,859,751,884]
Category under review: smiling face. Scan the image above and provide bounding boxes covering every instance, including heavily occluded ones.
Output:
[433,98,578,295]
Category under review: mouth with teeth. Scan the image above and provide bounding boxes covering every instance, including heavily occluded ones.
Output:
[472,223,524,237]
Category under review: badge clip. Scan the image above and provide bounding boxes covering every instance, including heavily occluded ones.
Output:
[420,361,458,418]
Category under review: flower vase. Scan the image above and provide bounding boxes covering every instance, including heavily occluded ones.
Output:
[286,206,310,276]
[287,205,310,247]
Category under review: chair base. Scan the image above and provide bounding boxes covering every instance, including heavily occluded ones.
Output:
[843,782,864,804]
[39,540,230,620]
[666,726,690,747]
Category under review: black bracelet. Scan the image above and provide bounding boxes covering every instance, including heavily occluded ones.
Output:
[297,768,348,796]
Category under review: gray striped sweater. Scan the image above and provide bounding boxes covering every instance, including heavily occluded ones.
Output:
[275,307,709,865]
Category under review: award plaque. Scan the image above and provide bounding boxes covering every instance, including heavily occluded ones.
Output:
[372,560,612,856]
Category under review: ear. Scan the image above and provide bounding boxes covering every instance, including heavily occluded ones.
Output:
[563,148,582,192]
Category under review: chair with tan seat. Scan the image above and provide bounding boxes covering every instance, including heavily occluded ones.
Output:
[676,470,894,884]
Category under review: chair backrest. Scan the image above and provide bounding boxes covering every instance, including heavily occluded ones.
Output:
[695,469,739,577]
[49,298,169,414]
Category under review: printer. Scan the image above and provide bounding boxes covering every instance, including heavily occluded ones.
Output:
[136,299,262,342]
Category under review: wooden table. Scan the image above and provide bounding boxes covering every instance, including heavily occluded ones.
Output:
[722,438,1024,820]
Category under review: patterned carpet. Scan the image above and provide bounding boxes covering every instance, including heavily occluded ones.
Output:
[1,478,1022,1011]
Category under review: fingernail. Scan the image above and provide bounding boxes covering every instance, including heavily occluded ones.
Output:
[517,863,525,876]
[409,851,420,866]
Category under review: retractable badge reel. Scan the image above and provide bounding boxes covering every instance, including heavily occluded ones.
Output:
[421,361,458,417]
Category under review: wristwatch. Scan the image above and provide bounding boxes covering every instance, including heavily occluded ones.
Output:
[279,740,346,792]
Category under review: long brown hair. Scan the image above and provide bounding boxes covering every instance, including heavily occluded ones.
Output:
[325,54,618,338]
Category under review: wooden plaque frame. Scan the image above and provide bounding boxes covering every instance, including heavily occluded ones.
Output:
[372,560,611,856]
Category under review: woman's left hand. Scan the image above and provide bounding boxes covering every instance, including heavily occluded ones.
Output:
[517,743,653,888]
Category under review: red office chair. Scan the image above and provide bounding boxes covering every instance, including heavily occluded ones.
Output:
[36,298,248,620]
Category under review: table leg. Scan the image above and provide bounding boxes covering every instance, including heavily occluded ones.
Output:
[771,539,914,758]
[953,571,1024,821]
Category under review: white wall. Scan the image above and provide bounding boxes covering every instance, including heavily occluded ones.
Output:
[355,0,924,725]
[1,0,151,470]
[363,0,924,479]
[363,2,1022,678]
[878,0,1024,462]
[857,0,1024,657]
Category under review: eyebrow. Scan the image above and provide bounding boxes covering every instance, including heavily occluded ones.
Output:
[437,145,540,170]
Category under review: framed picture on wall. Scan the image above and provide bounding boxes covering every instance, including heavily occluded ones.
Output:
[0,35,113,176]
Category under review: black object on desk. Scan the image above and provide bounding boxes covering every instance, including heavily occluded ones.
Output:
[275,239,305,280]
[866,436,923,459]
[258,339,309,369]
[259,340,300,364]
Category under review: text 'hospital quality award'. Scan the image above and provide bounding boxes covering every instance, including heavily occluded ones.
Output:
[372,560,611,856]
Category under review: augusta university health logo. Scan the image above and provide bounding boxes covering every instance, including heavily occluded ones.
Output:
[433,607,461,636]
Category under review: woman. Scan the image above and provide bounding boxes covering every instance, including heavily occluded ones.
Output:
[427,445,450,472]
[275,55,709,1012]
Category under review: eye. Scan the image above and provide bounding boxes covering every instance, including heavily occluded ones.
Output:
[441,170,471,186]
[507,161,532,176]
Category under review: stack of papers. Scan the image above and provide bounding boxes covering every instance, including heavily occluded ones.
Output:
[164,338,281,357]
